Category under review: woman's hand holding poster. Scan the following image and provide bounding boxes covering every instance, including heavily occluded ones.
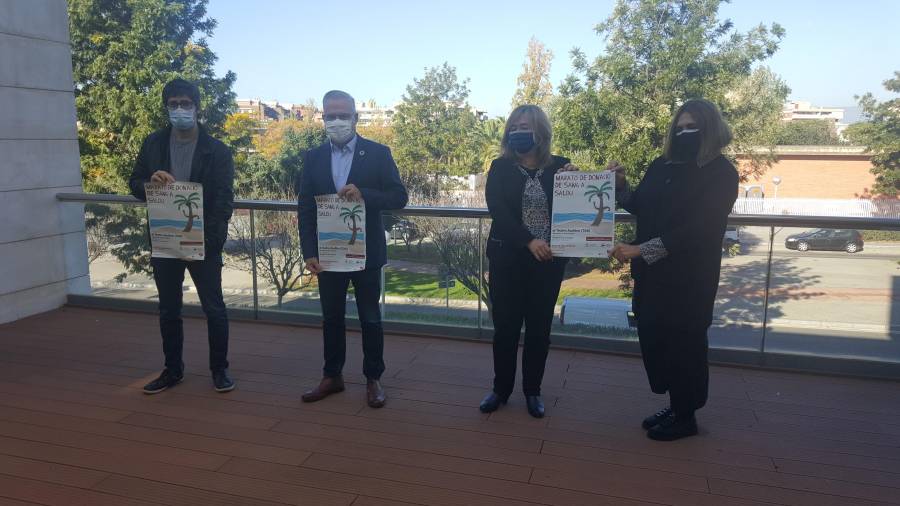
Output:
[550,171,615,258]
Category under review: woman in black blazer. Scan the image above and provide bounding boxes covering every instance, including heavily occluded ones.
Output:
[609,99,739,441]
[480,105,578,418]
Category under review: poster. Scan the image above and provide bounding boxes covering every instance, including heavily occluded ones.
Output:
[315,194,366,272]
[550,171,615,258]
[145,182,205,260]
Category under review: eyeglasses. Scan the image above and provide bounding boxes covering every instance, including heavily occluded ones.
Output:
[323,113,353,121]
[166,100,196,111]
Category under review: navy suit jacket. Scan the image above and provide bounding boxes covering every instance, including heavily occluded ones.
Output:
[297,136,408,270]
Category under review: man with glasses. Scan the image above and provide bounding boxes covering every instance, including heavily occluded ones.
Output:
[129,78,236,394]
[298,90,407,408]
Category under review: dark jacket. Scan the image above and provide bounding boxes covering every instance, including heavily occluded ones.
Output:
[297,136,408,270]
[484,155,570,259]
[619,155,739,328]
[128,125,235,256]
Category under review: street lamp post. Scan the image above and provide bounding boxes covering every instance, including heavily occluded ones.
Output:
[772,176,782,200]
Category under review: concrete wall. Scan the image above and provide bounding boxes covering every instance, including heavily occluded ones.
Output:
[0,0,89,323]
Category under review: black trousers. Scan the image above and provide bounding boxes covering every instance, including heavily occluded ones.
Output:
[151,255,229,374]
[488,251,566,397]
[317,268,385,380]
[637,320,709,416]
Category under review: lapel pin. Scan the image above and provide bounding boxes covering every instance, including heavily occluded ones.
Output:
[359,150,365,157]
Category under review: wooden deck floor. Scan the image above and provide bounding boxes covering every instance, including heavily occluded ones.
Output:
[0,307,898,506]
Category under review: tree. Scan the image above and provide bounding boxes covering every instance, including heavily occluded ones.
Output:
[69,0,236,194]
[341,204,363,245]
[471,117,505,172]
[357,124,395,147]
[226,192,312,308]
[174,192,201,231]
[585,181,613,225]
[552,0,786,182]
[222,112,259,167]
[392,63,482,197]
[844,71,900,197]
[511,37,554,110]
[775,119,841,145]
[237,119,326,197]
[723,66,791,172]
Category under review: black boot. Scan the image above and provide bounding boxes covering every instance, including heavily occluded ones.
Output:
[525,395,545,418]
[479,392,508,413]
[647,413,698,441]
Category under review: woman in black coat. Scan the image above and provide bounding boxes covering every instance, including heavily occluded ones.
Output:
[480,105,578,418]
[609,99,739,441]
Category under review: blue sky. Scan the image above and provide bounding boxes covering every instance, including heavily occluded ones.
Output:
[206,0,899,119]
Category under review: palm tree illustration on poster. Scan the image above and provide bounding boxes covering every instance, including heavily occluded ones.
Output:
[144,182,205,260]
[549,171,615,258]
[315,194,367,272]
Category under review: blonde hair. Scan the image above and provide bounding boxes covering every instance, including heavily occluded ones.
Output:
[501,105,553,169]
[663,99,733,166]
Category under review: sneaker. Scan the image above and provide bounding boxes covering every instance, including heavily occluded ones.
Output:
[143,369,184,395]
[647,414,699,441]
[212,369,235,393]
[642,406,673,430]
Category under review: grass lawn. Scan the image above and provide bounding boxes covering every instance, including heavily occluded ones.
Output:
[384,268,478,300]
[384,268,630,302]
[558,287,631,300]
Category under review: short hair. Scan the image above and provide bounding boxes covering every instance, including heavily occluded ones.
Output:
[663,99,733,166]
[322,90,356,112]
[501,105,553,169]
[162,78,201,108]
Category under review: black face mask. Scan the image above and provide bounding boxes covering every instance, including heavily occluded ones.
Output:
[671,129,701,162]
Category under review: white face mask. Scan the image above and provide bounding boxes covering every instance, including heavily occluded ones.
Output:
[325,119,354,144]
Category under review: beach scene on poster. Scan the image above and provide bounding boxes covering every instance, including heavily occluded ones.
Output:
[315,194,366,272]
[550,171,615,258]
[145,182,205,260]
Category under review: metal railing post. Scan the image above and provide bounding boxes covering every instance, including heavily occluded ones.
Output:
[759,225,776,355]
[477,217,484,334]
[249,209,259,319]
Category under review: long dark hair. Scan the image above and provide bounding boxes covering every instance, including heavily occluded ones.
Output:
[663,99,732,166]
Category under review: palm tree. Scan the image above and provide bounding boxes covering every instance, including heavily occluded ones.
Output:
[174,192,201,232]
[340,204,364,245]
[584,182,613,226]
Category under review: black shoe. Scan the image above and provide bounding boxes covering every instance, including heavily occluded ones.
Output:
[642,406,673,430]
[479,392,508,413]
[647,414,698,441]
[143,369,184,395]
[212,370,235,393]
[525,395,545,418]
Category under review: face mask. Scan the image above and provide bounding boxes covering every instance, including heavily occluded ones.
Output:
[168,108,196,131]
[325,119,354,144]
[671,128,701,162]
[508,131,536,154]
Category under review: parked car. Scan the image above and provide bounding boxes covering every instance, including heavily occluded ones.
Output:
[785,229,864,253]
[559,297,633,329]
[722,226,741,255]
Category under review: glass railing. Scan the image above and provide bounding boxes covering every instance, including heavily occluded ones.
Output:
[59,193,900,373]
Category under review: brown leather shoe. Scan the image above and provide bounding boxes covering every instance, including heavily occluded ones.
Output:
[366,379,386,408]
[301,376,345,403]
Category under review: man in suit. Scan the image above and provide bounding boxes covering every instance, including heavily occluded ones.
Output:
[298,90,408,408]
[129,78,236,395]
